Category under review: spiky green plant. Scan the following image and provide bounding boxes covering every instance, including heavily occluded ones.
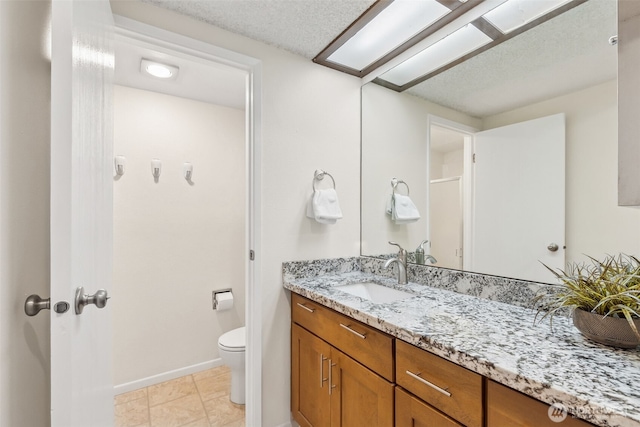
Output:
[535,254,640,338]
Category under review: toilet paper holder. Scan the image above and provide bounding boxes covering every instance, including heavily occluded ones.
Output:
[212,288,233,310]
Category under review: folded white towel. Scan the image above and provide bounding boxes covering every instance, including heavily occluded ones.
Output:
[391,193,420,224]
[306,189,343,224]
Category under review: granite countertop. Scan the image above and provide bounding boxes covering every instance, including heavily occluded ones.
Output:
[283,268,640,427]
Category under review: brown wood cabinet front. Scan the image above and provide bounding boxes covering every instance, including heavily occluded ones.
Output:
[292,293,394,381]
[292,323,394,427]
[396,340,483,427]
[396,387,464,427]
[487,380,596,427]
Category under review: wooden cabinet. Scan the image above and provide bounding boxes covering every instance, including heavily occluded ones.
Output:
[291,295,394,427]
[396,340,483,427]
[290,292,598,427]
[487,380,595,427]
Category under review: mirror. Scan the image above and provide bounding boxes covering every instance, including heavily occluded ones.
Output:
[362,0,640,283]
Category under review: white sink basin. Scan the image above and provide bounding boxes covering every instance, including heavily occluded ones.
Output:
[336,282,414,303]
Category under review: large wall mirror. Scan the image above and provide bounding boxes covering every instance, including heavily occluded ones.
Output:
[361,0,640,284]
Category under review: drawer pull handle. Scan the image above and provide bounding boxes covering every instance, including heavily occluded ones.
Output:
[296,303,315,313]
[406,370,452,397]
[339,323,367,339]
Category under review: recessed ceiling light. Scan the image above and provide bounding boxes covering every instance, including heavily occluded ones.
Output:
[140,58,179,80]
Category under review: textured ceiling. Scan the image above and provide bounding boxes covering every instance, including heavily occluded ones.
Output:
[141,0,376,59]
[134,0,617,118]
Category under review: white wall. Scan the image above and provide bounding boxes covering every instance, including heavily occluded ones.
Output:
[113,85,246,385]
[0,1,51,426]
[483,80,640,264]
[109,2,362,425]
[361,83,481,256]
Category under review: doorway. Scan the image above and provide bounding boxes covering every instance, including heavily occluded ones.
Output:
[426,116,476,271]
[112,17,262,426]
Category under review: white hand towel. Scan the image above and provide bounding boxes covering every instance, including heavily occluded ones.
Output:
[391,194,420,224]
[306,197,337,224]
[308,189,343,224]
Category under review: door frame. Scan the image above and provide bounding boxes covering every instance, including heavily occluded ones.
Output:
[426,115,477,271]
[113,16,263,425]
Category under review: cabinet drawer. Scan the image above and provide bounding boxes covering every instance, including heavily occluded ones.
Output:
[396,340,483,427]
[487,380,595,427]
[396,387,463,427]
[292,293,394,381]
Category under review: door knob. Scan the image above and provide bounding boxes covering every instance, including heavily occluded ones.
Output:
[547,243,559,252]
[75,287,109,314]
[24,294,50,316]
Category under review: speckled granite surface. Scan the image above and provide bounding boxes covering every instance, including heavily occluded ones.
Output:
[283,257,640,427]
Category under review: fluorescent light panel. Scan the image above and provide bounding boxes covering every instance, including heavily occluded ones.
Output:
[380,23,492,86]
[327,0,452,71]
[483,0,573,34]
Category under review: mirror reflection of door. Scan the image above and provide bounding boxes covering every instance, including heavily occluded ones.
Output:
[429,125,465,269]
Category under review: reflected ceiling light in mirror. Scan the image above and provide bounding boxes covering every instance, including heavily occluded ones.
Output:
[483,0,573,34]
[326,0,450,71]
[373,0,586,91]
[380,23,492,86]
[314,0,483,77]
[140,58,179,80]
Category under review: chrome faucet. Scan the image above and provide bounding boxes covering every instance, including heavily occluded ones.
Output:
[384,241,408,284]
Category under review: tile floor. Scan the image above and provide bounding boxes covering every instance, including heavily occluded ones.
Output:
[114,365,245,427]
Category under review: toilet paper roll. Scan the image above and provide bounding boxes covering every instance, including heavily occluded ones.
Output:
[215,291,234,311]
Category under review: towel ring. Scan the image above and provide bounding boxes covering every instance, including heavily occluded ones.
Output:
[313,169,336,191]
[391,177,410,195]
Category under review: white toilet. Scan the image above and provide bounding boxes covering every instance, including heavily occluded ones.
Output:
[218,326,246,405]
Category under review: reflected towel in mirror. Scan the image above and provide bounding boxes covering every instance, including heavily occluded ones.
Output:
[306,189,343,224]
[389,194,420,224]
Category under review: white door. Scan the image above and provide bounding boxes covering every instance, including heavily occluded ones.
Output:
[471,114,565,283]
[50,0,114,425]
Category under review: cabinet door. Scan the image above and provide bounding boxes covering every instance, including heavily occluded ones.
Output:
[396,388,463,427]
[329,348,394,427]
[292,324,332,427]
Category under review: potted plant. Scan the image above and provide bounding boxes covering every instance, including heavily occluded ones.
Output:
[535,254,640,348]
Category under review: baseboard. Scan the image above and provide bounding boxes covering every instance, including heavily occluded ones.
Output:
[114,358,224,395]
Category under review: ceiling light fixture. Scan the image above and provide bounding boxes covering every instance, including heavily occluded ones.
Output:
[370,0,587,91]
[314,0,587,90]
[140,59,179,80]
[314,0,483,77]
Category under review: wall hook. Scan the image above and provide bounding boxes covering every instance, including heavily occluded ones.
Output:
[114,155,126,176]
[183,162,193,182]
[151,158,161,182]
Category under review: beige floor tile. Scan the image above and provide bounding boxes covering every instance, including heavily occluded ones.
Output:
[115,388,148,406]
[192,365,230,382]
[193,372,231,402]
[115,396,150,427]
[203,396,245,427]
[222,419,245,427]
[148,375,198,407]
[149,394,206,427]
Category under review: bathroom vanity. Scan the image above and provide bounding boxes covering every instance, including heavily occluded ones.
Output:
[284,258,640,427]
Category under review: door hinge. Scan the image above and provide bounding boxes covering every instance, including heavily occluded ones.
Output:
[473,153,476,163]
[249,250,255,261]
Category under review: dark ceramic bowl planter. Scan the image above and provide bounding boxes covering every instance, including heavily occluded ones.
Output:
[572,308,640,349]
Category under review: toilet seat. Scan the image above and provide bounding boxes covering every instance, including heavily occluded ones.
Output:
[218,326,245,352]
